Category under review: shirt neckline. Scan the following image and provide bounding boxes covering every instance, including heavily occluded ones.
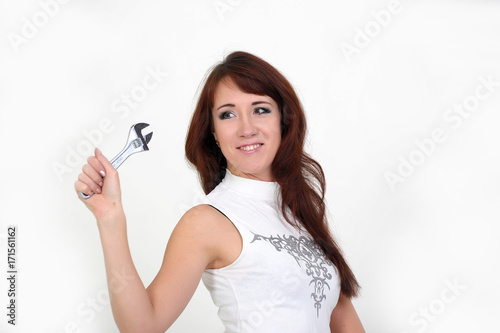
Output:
[221,168,280,201]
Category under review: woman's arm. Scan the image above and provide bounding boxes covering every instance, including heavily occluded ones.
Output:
[330,293,365,333]
[98,205,221,332]
[75,149,225,332]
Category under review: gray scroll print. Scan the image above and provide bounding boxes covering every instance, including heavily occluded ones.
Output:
[251,233,336,316]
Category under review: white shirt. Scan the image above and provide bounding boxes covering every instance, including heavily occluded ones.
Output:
[202,169,340,333]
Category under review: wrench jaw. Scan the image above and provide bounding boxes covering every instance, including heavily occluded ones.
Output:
[125,123,153,153]
[110,123,153,169]
[133,123,153,151]
[142,132,153,151]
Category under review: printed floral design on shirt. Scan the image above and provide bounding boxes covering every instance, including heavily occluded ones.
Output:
[251,233,336,316]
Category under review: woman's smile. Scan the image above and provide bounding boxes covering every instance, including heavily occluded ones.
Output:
[237,143,263,152]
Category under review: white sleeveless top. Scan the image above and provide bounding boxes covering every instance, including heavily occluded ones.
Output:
[201,169,341,333]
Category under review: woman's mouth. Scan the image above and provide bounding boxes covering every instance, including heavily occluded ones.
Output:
[238,143,263,152]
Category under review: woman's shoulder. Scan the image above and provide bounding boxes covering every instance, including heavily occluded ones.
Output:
[175,204,233,240]
[181,204,223,220]
[174,204,241,269]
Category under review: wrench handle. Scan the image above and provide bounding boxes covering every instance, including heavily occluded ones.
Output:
[110,137,142,169]
[110,146,132,169]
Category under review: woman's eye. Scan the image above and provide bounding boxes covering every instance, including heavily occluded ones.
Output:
[219,111,234,120]
[254,107,271,115]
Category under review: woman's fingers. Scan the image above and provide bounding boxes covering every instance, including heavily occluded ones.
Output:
[75,148,122,207]
[74,178,93,198]
[74,149,106,199]
[87,154,106,180]
[78,172,101,195]
[83,162,103,188]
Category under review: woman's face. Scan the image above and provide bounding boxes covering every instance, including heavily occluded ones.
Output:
[212,79,282,182]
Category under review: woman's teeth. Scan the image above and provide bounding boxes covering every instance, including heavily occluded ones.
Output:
[239,144,262,151]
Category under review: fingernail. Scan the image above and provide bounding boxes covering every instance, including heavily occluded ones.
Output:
[96,148,102,155]
[99,181,103,187]
[96,187,101,194]
[100,170,106,177]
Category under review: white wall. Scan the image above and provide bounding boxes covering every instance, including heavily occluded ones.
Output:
[1,0,499,332]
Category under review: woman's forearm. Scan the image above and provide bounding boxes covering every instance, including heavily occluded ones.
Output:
[97,211,157,332]
[75,148,160,332]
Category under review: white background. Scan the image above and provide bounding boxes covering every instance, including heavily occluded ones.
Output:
[0,0,499,332]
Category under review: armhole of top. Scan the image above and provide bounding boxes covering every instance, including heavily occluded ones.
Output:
[205,204,248,270]
[208,204,229,219]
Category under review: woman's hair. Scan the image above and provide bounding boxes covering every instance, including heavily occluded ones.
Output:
[185,51,360,298]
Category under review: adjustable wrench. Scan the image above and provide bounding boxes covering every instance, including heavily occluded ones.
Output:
[78,123,153,199]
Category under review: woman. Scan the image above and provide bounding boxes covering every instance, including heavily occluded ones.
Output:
[75,51,365,332]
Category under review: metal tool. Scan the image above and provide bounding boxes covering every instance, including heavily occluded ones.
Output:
[78,123,153,199]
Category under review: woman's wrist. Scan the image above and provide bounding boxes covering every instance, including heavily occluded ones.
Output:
[96,206,126,232]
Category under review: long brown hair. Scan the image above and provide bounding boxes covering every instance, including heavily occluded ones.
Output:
[185,51,360,298]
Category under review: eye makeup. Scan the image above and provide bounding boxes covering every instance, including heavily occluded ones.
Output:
[219,111,234,120]
[254,107,271,115]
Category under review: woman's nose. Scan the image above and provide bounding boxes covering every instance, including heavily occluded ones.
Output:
[237,116,258,137]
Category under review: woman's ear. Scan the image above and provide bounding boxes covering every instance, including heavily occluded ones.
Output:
[212,131,220,148]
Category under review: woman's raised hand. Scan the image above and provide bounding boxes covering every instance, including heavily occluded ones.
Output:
[74,148,123,223]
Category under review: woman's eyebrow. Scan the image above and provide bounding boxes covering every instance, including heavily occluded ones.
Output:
[216,101,271,111]
[216,103,235,111]
[252,101,271,106]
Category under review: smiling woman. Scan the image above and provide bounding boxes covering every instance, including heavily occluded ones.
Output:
[185,51,365,332]
[75,51,364,333]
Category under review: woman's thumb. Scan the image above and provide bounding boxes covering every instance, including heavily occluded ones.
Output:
[95,147,114,175]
